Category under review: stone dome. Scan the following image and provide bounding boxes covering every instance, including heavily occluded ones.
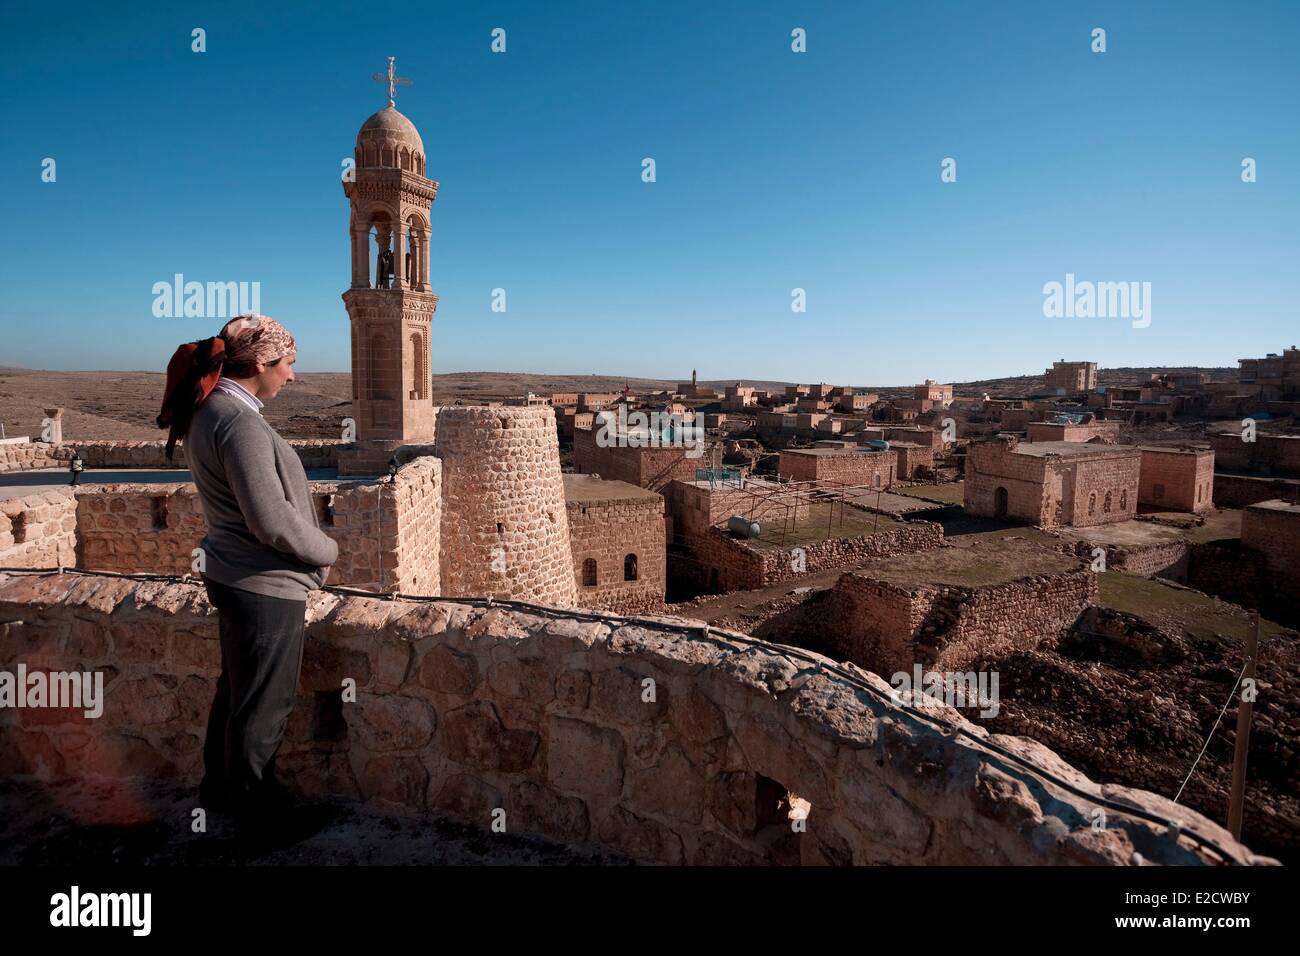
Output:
[355,105,426,173]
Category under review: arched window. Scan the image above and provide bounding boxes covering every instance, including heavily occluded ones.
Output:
[382,145,394,167]
[1088,492,1097,516]
[582,558,597,587]
[1103,491,1112,513]
[624,554,638,581]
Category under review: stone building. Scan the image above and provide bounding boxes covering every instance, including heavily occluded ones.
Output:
[892,442,936,480]
[1026,420,1122,444]
[564,474,665,613]
[572,425,704,491]
[676,369,718,400]
[722,384,757,411]
[1138,446,1215,513]
[1045,360,1099,392]
[1241,500,1300,610]
[778,447,896,489]
[340,93,440,476]
[1211,432,1300,477]
[1238,346,1300,400]
[913,380,954,404]
[965,437,1140,528]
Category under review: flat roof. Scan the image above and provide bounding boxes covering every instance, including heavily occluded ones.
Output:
[1137,445,1213,455]
[850,538,1082,590]
[782,446,890,457]
[562,473,662,504]
[1246,499,1300,515]
[0,467,341,500]
[1010,441,1140,459]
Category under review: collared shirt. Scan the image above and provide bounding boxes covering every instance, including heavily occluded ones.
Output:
[214,377,264,414]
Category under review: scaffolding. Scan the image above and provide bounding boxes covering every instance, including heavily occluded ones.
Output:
[698,474,892,548]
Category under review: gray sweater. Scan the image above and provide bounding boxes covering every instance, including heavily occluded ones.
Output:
[186,391,338,600]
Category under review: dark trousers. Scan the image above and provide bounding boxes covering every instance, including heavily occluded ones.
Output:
[201,578,307,816]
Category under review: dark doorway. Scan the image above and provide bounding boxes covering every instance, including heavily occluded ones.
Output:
[994,486,1009,519]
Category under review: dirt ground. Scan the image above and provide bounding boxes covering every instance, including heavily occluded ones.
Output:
[0,368,679,442]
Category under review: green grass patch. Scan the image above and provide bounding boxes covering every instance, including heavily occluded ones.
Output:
[1096,572,1289,644]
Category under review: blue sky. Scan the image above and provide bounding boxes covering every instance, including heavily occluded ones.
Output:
[1,0,1296,385]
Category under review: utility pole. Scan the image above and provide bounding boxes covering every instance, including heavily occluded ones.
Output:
[1227,612,1260,840]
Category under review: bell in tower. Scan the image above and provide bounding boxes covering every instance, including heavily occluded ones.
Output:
[339,57,439,476]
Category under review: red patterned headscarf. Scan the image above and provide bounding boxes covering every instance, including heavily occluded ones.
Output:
[156,314,296,459]
[219,314,296,369]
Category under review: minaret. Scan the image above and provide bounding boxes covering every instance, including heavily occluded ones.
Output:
[339,58,439,475]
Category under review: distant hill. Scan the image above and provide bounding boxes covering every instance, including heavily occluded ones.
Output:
[0,365,1241,441]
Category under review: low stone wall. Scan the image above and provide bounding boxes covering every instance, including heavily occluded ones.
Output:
[1213,472,1300,509]
[826,565,1097,675]
[678,520,943,594]
[0,572,1262,865]
[0,439,348,474]
[0,441,50,472]
[0,491,77,569]
[1187,540,1265,610]
[64,458,442,593]
[1069,540,1190,580]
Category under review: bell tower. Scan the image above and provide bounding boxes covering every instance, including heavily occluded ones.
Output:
[339,57,439,476]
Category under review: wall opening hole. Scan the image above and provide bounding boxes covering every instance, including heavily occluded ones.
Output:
[12,512,28,544]
[312,689,347,742]
[151,496,168,531]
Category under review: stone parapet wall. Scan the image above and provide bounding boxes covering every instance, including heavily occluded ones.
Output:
[0,572,1262,866]
[0,439,349,474]
[0,490,77,569]
[436,406,577,608]
[66,458,441,592]
[0,440,58,473]
[309,456,441,594]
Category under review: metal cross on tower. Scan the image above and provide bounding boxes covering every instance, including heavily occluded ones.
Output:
[372,56,411,108]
